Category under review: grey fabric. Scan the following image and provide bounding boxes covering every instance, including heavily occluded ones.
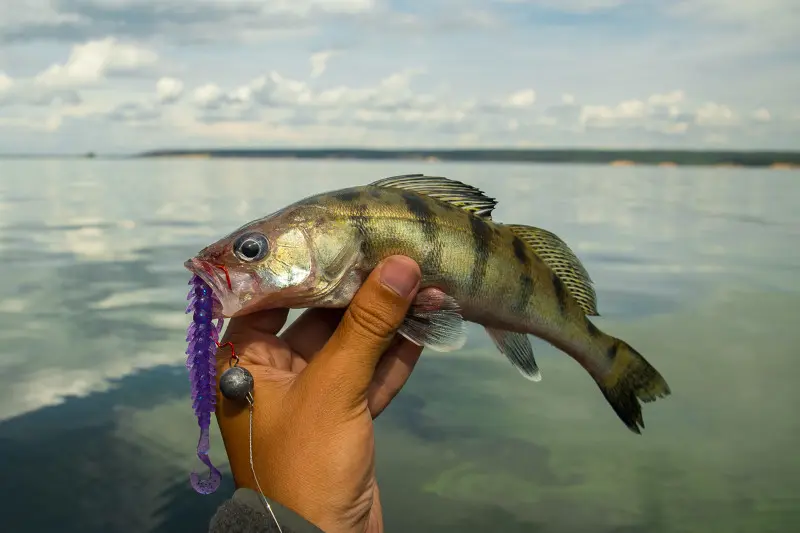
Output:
[209,489,295,533]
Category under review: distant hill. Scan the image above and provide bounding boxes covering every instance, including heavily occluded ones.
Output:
[136,148,800,168]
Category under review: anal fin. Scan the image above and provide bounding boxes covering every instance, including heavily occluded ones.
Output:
[400,289,467,352]
[485,327,541,382]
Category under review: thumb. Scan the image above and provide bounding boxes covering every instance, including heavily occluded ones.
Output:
[307,255,421,401]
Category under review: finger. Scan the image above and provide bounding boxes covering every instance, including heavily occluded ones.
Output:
[367,336,424,417]
[279,308,345,361]
[216,308,290,367]
[305,256,421,401]
[221,308,289,343]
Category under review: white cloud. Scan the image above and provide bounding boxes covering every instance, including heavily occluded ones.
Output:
[507,89,536,108]
[261,0,377,15]
[0,72,13,92]
[477,88,539,115]
[252,72,314,106]
[581,99,647,125]
[0,1,796,151]
[0,0,388,45]
[0,347,185,422]
[156,77,184,104]
[752,108,771,122]
[508,0,797,27]
[0,76,82,108]
[500,0,628,13]
[309,50,336,79]
[172,68,787,147]
[0,0,84,32]
[107,102,160,124]
[648,90,685,107]
[192,83,226,109]
[0,114,63,132]
[542,91,698,137]
[695,102,737,127]
[668,0,798,47]
[34,38,159,87]
[193,68,436,114]
[670,0,796,25]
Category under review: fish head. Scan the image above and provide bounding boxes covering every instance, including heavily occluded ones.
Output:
[184,210,318,318]
[184,206,362,318]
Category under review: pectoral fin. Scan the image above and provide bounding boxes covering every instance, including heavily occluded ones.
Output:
[399,289,467,352]
[485,327,541,381]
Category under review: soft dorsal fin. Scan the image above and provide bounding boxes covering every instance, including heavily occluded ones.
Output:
[505,224,599,316]
[370,174,497,218]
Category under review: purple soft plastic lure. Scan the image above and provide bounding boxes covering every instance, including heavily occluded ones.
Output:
[185,274,224,494]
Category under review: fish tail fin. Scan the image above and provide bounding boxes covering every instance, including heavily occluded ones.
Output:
[595,337,671,434]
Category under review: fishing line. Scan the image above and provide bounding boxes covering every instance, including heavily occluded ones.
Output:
[218,342,283,533]
[248,401,282,532]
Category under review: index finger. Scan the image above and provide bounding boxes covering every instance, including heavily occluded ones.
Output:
[279,308,345,360]
[215,307,290,366]
[220,307,290,343]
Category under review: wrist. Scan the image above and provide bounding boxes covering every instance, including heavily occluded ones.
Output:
[364,502,384,533]
[312,493,383,533]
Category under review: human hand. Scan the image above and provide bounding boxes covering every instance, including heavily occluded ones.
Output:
[214,256,423,533]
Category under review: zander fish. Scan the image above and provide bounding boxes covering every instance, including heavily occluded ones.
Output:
[185,174,670,432]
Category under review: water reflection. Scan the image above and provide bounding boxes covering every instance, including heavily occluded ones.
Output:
[0,365,234,533]
[0,160,798,532]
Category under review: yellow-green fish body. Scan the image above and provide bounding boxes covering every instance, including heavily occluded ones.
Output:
[186,174,670,432]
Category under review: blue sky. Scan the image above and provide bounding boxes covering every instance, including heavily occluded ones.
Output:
[0,0,798,153]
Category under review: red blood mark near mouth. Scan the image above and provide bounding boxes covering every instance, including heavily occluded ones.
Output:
[213,264,233,290]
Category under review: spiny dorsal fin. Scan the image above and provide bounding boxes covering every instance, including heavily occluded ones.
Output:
[370,174,497,218]
[505,224,599,316]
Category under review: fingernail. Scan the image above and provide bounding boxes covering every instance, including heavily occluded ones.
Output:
[380,256,420,298]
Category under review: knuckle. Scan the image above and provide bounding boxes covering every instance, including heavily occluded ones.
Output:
[345,301,398,340]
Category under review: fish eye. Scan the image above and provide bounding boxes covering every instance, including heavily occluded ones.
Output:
[233,233,269,262]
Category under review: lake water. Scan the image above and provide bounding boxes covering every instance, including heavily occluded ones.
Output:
[0,159,798,533]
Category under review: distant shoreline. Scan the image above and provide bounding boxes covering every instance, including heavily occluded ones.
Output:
[2,148,799,168]
[133,148,800,168]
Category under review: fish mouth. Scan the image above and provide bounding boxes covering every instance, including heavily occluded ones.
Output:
[183,258,243,317]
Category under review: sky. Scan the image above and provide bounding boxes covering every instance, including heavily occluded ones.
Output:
[0,0,798,154]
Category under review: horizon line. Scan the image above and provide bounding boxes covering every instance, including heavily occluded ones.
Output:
[0,146,798,156]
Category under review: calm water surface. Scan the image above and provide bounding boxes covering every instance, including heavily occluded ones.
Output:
[0,160,798,533]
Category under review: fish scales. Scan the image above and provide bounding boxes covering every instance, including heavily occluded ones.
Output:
[314,186,584,338]
[318,186,481,294]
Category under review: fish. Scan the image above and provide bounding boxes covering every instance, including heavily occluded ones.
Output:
[185,174,670,433]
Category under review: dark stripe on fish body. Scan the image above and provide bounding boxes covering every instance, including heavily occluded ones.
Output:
[606,339,619,360]
[516,273,534,314]
[349,202,373,259]
[401,191,441,274]
[585,317,602,338]
[334,189,362,202]
[552,272,568,316]
[512,235,530,266]
[368,187,383,199]
[468,215,493,297]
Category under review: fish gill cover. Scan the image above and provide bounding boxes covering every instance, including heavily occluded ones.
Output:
[185,274,223,494]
